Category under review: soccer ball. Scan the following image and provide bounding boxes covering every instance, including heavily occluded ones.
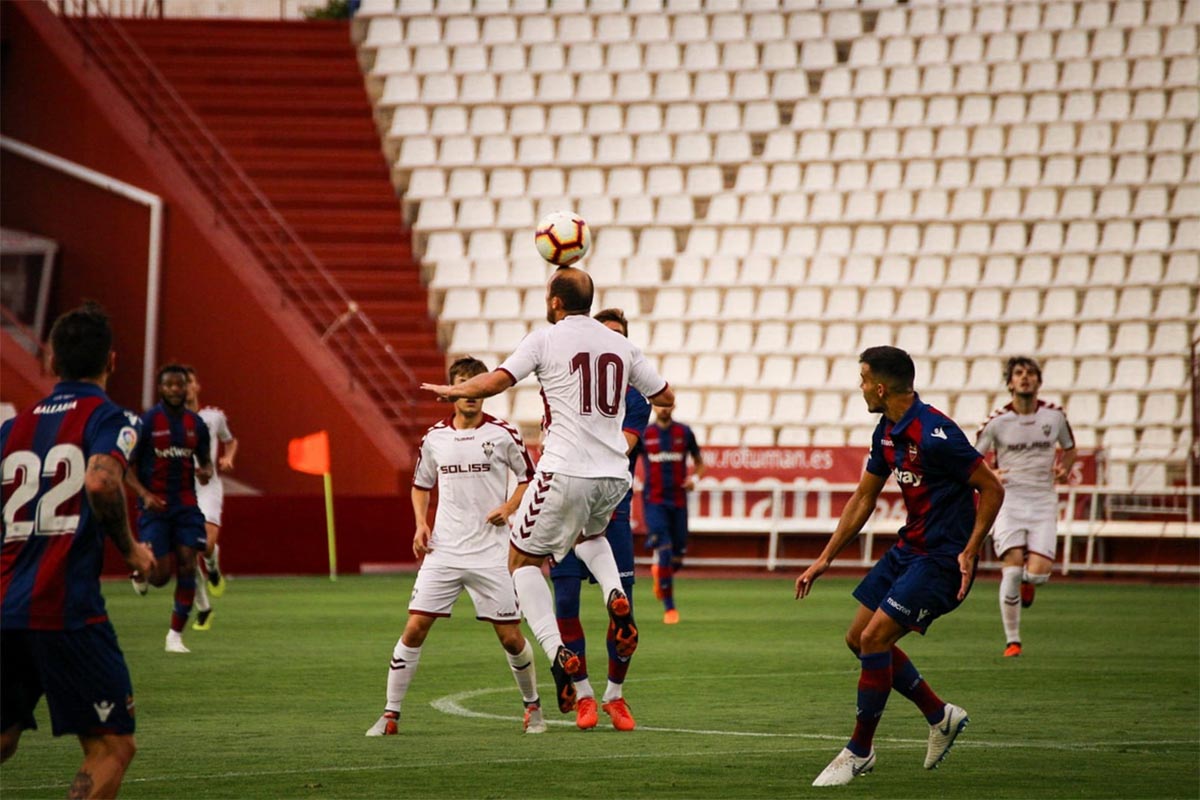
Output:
[534,211,591,267]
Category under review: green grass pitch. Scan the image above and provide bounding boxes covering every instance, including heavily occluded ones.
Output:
[2,574,1197,799]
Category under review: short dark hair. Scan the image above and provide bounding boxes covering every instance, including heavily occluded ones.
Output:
[1003,356,1042,385]
[157,363,190,384]
[49,302,113,381]
[448,356,488,383]
[549,267,593,315]
[859,346,915,392]
[593,307,628,337]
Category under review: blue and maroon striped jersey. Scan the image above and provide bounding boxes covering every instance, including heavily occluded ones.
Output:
[612,387,651,521]
[1,382,140,630]
[865,394,984,560]
[133,403,210,510]
[640,421,701,508]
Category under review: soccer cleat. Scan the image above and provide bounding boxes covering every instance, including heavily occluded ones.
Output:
[164,631,190,654]
[924,703,969,769]
[575,696,598,730]
[1004,641,1022,658]
[551,646,581,713]
[602,697,636,731]
[130,571,149,596]
[606,589,639,658]
[523,703,547,734]
[650,564,664,599]
[663,609,680,625]
[1020,582,1035,608]
[192,609,213,631]
[207,569,226,598]
[365,710,400,736]
[812,747,875,786]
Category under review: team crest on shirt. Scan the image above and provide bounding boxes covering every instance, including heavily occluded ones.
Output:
[481,440,495,458]
[1042,425,1052,437]
[907,443,919,461]
[117,427,138,459]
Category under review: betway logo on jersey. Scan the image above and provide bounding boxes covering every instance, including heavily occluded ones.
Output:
[647,452,685,463]
[155,446,194,458]
[439,463,492,474]
[892,467,922,487]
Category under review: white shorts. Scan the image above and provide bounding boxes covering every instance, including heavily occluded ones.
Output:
[510,471,631,562]
[991,501,1059,560]
[196,482,224,527]
[408,562,521,623]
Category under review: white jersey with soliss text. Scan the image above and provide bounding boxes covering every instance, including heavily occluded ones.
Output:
[413,414,534,569]
[498,315,668,479]
[976,400,1075,501]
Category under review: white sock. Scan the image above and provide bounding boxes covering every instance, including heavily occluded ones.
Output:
[512,566,564,661]
[573,677,595,700]
[206,544,220,573]
[194,565,211,612]
[385,641,422,713]
[1000,566,1022,643]
[506,640,539,704]
[603,680,623,703]
[572,537,623,600]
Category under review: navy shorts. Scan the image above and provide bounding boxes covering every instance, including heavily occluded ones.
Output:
[551,516,635,584]
[644,503,688,556]
[139,505,207,558]
[852,547,974,635]
[1,623,136,737]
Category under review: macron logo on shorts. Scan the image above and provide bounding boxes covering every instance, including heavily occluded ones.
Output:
[93,700,114,722]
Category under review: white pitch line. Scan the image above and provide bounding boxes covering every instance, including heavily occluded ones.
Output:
[432,686,1200,753]
[4,744,845,792]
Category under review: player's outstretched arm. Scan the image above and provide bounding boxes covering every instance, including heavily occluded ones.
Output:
[421,369,514,401]
[795,471,887,599]
[87,454,155,575]
[958,462,1006,600]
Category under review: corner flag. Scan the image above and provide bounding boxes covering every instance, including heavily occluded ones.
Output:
[287,430,337,581]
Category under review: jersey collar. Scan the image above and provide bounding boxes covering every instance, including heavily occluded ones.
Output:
[888,393,927,438]
[51,380,107,398]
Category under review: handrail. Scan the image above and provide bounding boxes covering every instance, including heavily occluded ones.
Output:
[672,480,1200,575]
[57,0,423,435]
[0,305,47,361]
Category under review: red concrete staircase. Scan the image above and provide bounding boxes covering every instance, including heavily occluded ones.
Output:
[66,16,445,437]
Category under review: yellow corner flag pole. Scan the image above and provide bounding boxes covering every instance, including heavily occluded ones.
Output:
[287,430,337,582]
[323,471,337,582]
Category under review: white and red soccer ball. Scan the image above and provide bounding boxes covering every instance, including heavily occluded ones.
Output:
[534,210,591,267]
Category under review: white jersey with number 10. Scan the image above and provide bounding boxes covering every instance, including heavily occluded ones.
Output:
[498,315,668,480]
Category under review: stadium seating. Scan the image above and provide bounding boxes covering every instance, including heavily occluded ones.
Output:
[356,0,1199,487]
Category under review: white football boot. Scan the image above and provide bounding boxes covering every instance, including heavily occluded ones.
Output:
[164,631,190,653]
[924,703,969,769]
[812,747,876,787]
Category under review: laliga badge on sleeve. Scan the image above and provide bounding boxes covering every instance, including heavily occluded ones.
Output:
[118,426,139,459]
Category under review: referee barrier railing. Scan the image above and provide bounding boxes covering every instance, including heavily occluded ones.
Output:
[652,481,1200,577]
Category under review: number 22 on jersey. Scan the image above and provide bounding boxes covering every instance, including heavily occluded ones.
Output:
[2,445,86,541]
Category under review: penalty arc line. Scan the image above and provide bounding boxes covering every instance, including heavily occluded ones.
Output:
[432,686,1200,753]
